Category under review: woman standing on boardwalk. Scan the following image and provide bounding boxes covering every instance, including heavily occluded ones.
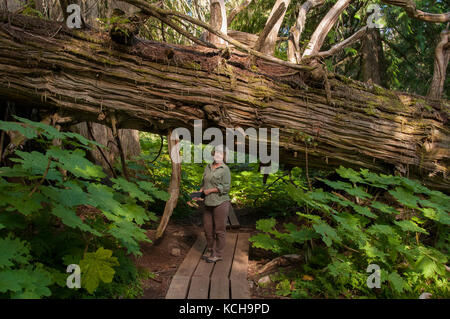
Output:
[195,145,231,263]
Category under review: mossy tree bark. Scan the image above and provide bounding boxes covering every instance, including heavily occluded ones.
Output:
[0,14,448,190]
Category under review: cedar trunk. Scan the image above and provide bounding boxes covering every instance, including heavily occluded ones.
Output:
[0,14,449,190]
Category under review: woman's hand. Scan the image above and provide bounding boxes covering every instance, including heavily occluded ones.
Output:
[204,188,219,196]
[192,189,205,201]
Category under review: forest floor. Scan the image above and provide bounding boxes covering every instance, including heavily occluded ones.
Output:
[133,206,287,299]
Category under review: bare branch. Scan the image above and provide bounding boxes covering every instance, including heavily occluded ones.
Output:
[312,26,368,58]
[254,0,288,54]
[228,0,253,25]
[382,0,450,23]
[157,10,216,48]
[288,0,325,63]
[123,0,315,71]
[302,0,352,58]
[428,28,450,99]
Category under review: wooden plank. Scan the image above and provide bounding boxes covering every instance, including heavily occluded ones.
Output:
[187,276,210,299]
[230,233,250,299]
[209,277,230,299]
[192,254,215,278]
[165,235,206,299]
[230,233,250,279]
[230,277,251,299]
[208,233,237,299]
[211,233,237,280]
[228,206,240,229]
[165,276,191,299]
[174,235,206,277]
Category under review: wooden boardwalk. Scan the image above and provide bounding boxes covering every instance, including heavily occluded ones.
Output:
[226,205,240,229]
[165,231,251,299]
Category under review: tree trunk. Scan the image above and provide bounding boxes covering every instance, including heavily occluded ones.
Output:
[428,29,449,100]
[255,0,290,55]
[156,129,181,239]
[361,28,386,87]
[208,0,228,47]
[70,122,142,178]
[0,14,449,191]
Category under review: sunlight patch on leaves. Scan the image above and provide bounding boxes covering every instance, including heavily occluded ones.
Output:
[79,247,119,294]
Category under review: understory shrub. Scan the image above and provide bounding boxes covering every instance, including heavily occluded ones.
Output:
[0,116,167,298]
[250,166,449,298]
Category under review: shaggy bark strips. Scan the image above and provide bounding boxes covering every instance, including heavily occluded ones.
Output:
[0,14,448,190]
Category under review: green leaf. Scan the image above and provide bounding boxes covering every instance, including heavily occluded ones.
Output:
[40,182,87,208]
[297,212,322,222]
[360,241,388,262]
[399,178,431,195]
[367,224,397,237]
[12,265,53,298]
[319,179,372,199]
[47,147,106,180]
[371,201,398,214]
[0,269,23,293]
[256,218,276,233]
[107,220,150,256]
[51,205,101,236]
[0,120,38,139]
[123,201,149,225]
[0,189,46,216]
[111,177,152,202]
[45,267,68,288]
[64,132,105,149]
[336,166,363,183]
[249,233,281,253]
[11,150,52,176]
[359,169,401,189]
[413,246,447,278]
[86,182,115,205]
[333,212,359,231]
[394,220,429,234]
[313,221,341,247]
[136,181,170,201]
[0,265,53,298]
[350,203,377,218]
[79,247,119,294]
[0,235,30,268]
[428,191,450,212]
[420,207,450,226]
[13,115,65,140]
[275,279,292,296]
[327,260,353,280]
[0,211,27,230]
[387,271,406,294]
[289,228,316,243]
[414,255,445,279]
[389,187,419,209]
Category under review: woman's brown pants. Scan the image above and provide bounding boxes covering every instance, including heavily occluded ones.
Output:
[202,201,230,258]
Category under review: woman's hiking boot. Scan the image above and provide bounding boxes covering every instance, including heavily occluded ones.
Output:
[201,248,213,260]
[206,256,223,263]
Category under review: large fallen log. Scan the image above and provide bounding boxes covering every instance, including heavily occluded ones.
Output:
[0,14,449,191]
